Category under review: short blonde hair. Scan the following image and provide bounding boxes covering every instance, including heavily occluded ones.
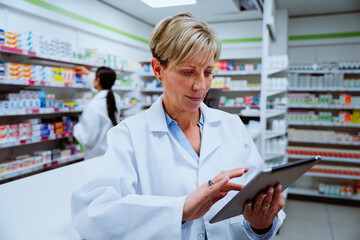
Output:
[149,13,221,68]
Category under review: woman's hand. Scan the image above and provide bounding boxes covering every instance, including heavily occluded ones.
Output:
[182,167,248,221]
[75,66,91,76]
[243,184,285,232]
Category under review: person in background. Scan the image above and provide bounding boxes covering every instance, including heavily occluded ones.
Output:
[73,66,121,160]
[71,13,285,239]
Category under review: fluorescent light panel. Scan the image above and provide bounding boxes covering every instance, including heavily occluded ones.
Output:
[141,0,197,8]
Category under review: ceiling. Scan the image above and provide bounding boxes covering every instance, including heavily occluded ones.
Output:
[99,0,360,26]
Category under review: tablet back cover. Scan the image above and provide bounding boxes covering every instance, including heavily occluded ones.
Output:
[210,156,321,223]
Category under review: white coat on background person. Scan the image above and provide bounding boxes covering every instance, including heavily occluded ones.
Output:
[73,66,121,159]
[71,13,285,239]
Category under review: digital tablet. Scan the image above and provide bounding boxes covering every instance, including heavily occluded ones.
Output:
[209,156,322,224]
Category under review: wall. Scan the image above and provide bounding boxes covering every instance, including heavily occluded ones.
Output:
[0,0,153,61]
[288,13,360,64]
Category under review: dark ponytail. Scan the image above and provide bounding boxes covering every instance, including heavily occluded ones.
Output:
[96,67,118,126]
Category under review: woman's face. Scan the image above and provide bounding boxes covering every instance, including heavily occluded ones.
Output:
[153,50,214,114]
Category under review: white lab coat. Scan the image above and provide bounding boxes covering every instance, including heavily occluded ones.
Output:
[71,96,285,240]
[73,89,121,159]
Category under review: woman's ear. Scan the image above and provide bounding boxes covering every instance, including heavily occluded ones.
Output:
[151,58,163,80]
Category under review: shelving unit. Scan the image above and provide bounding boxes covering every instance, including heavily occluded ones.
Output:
[259,1,289,171]
[212,58,262,118]
[0,46,94,183]
[286,63,360,203]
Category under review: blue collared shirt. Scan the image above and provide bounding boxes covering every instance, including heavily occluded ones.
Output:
[164,110,277,239]
[164,111,204,163]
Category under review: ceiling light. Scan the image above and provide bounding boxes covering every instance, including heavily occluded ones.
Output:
[141,0,197,8]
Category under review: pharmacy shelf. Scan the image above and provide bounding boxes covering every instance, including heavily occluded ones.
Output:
[264,152,286,161]
[0,153,84,184]
[288,104,360,110]
[141,88,164,93]
[289,69,360,74]
[220,87,261,92]
[288,87,360,92]
[0,45,97,68]
[113,86,136,91]
[0,109,82,117]
[265,130,287,139]
[219,105,259,109]
[139,72,155,77]
[0,79,90,90]
[267,67,288,76]
[288,187,360,201]
[265,109,286,118]
[288,121,360,128]
[288,139,360,146]
[240,110,260,117]
[305,172,360,180]
[0,133,73,150]
[266,89,287,97]
[288,154,360,163]
[214,70,261,76]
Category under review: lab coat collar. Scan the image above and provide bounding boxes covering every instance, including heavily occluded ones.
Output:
[93,89,110,100]
[145,95,222,133]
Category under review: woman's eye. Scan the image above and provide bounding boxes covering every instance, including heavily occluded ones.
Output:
[183,71,193,76]
[205,71,214,76]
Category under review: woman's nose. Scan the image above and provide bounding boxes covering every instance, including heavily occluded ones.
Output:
[194,74,207,90]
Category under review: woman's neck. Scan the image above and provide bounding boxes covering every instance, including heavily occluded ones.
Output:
[162,99,200,130]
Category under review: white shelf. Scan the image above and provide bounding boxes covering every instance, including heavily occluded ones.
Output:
[305,172,360,180]
[267,67,288,76]
[288,104,359,110]
[265,109,286,118]
[288,187,360,201]
[266,89,287,97]
[214,70,261,76]
[288,87,360,92]
[288,121,360,128]
[0,108,82,117]
[219,105,259,109]
[0,133,73,150]
[139,72,155,77]
[264,152,286,161]
[265,130,287,139]
[288,154,360,163]
[0,79,90,90]
[240,108,260,117]
[113,86,136,91]
[288,139,360,146]
[0,45,97,68]
[220,87,261,92]
[141,88,164,93]
[289,69,360,74]
[0,153,84,181]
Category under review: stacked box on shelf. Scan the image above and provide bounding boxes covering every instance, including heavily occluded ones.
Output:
[309,165,360,176]
[288,128,360,144]
[0,61,4,80]
[5,31,18,48]
[0,29,4,45]
[287,146,360,159]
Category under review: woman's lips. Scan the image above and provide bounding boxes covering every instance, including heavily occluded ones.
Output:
[187,96,202,102]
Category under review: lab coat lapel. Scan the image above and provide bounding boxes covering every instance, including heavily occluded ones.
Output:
[145,96,198,168]
[199,103,222,162]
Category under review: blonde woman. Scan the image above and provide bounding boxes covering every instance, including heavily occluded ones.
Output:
[71,13,285,239]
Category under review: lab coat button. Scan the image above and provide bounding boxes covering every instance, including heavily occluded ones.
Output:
[197,233,204,239]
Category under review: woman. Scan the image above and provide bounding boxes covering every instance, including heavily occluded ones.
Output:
[71,13,285,239]
[73,66,121,159]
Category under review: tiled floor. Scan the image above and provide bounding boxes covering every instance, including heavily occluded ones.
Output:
[274,199,360,240]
